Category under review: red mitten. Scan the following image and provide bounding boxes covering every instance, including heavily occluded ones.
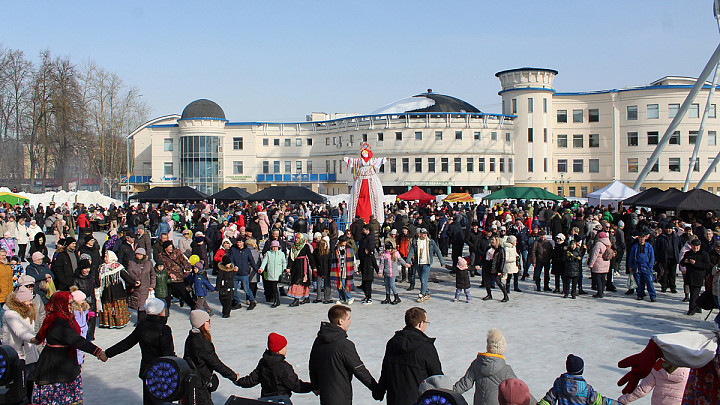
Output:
[617,339,662,393]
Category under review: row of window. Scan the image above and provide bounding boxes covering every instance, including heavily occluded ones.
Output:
[259,160,313,175]
[558,186,595,198]
[626,157,717,173]
[557,109,600,123]
[556,104,718,124]
[164,137,247,152]
[556,159,601,173]
[379,157,513,174]
[627,130,717,146]
[556,133,600,148]
[506,97,549,115]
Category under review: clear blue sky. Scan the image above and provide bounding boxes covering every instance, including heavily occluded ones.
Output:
[3,1,719,122]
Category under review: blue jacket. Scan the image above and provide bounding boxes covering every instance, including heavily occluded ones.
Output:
[155,217,170,237]
[188,273,215,298]
[229,246,259,277]
[539,373,617,405]
[629,242,655,272]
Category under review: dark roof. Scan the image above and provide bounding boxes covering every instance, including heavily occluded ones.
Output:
[246,186,325,203]
[372,92,481,114]
[181,99,226,120]
[495,67,559,77]
[209,187,250,201]
[129,186,209,202]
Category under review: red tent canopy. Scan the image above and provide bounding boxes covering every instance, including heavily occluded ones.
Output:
[397,186,435,203]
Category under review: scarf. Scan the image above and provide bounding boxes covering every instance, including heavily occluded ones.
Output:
[36,291,82,360]
[330,247,355,292]
[290,234,306,261]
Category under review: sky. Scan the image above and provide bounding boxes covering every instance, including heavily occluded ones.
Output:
[2,1,719,122]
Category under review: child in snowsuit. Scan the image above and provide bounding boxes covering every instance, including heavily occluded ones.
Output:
[453,257,471,302]
[617,359,688,405]
[216,255,236,318]
[539,354,618,405]
[10,256,22,288]
[188,263,215,315]
[236,332,313,403]
[378,242,407,305]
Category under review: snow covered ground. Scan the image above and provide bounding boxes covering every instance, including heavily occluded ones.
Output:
[71,232,712,405]
[0,187,122,207]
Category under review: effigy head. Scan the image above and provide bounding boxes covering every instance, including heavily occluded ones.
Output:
[360,142,373,162]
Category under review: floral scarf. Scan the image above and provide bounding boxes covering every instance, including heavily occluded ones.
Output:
[290,234,306,261]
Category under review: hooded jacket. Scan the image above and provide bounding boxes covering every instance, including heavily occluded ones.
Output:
[236,350,313,398]
[539,373,616,405]
[453,353,526,405]
[588,237,612,274]
[375,326,443,405]
[216,263,235,300]
[308,321,376,405]
[617,363,689,405]
[1,292,39,364]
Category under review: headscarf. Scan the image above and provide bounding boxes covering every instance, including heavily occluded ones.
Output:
[36,291,81,349]
[105,250,118,263]
[290,233,306,260]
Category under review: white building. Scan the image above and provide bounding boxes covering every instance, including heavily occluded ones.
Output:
[130,68,720,197]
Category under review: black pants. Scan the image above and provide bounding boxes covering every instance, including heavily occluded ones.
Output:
[439,237,449,256]
[265,280,279,305]
[563,275,579,297]
[660,259,677,292]
[87,302,97,340]
[250,282,258,297]
[554,274,562,291]
[495,273,509,299]
[361,280,373,299]
[168,282,196,310]
[18,244,27,261]
[137,310,147,324]
[689,286,701,312]
[451,242,464,268]
[482,262,494,296]
[592,273,606,297]
[220,298,233,317]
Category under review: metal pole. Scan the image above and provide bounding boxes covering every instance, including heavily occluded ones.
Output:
[697,149,720,188]
[633,41,720,189]
[684,62,720,191]
[126,138,130,202]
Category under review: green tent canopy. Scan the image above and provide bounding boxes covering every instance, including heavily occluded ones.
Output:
[0,192,29,206]
[482,187,565,202]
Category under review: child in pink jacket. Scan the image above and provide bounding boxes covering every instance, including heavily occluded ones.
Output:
[617,359,689,405]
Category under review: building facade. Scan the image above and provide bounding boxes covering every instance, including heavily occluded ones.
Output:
[130,68,720,197]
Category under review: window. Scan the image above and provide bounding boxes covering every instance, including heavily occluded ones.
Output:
[709,130,717,146]
[528,98,534,113]
[669,103,680,118]
[164,138,173,151]
[558,187,564,197]
[557,134,568,148]
[557,159,568,173]
[669,157,681,172]
[589,133,599,147]
[710,104,717,118]
[428,158,435,172]
[689,131,698,144]
[627,105,638,120]
[362,133,367,142]
[441,158,449,172]
[262,161,269,174]
[543,128,548,142]
[454,158,462,172]
[415,158,422,172]
[557,110,567,123]
[230,137,243,150]
[415,131,422,141]
[647,131,659,145]
[489,158,496,172]
[402,158,409,173]
[544,158,548,172]
[307,138,313,146]
[377,132,384,142]
[569,187,576,197]
[455,131,462,140]
[232,161,243,174]
[271,138,278,146]
[573,134,583,148]
[690,103,700,118]
[349,135,353,145]
[670,131,680,145]
[589,159,599,173]
[263,138,269,146]
[295,138,302,147]
[647,104,659,119]
[528,158,534,172]
[389,158,397,173]
[284,161,291,173]
[543,98,548,113]
[395,132,402,141]
[435,131,442,141]
[628,132,639,146]
[474,131,481,141]
[273,161,280,173]
[581,186,588,198]
[332,137,336,145]
[512,98,517,114]
[589,109,599,122]
[296,161,302,172]
[499,158,505,172]
[709,157,717,172]
[648,158,659,172]
[527,128,534,142]
[690,157,700,172]
[307,160,312,173]
[467,157,474,172]
[573,159,584,173]
[163,162,173,176]
[509,158,513,172]
[628,158,639,172]
[325,137,329,146]
[379,162,384,173]
[478,158,485,172]
[491,132,497,141]
[333,160,337,173]
[326,160,330,173]
[573,109,583,123]
[506,132,511,142]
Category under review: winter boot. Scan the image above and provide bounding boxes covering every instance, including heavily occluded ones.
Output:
[289,298,300,307]
[391,294,401,305]
[381,294,391,304]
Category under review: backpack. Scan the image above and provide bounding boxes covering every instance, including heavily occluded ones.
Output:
[602,245,616,261]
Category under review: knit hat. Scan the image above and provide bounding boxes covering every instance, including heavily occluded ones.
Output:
[162,240,173,249]
[135,248,147,256]
[268,333,287,353]
[17,275,35,287]
[31,252,44,262]
[498,378,531,405]
[145,297,166,315]
[71,290,86,302]
[598,231,608,239]
[15,286,33,302]
[566,354,584,375]
[65,236,76,245]
[221,255,231,265]
[486,328,508,355]
[457,257,468,270]
[190,310,210,328]
[78,259,91,271]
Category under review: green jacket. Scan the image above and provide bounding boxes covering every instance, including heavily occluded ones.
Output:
[154,269,169,298]
[260,250,287,282]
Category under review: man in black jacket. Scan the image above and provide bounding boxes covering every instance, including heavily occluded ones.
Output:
[655,224,681,293]
[374,307,443,405]
[681,238,712,315]
[52,237,77,291]
[309,305,376,405]
[117,232,136,270]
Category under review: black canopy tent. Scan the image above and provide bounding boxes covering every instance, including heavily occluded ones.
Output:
[653,188,720,212]
[129,186,209,203]
[634,188,684,210]
[246,186,325,203]
[208,187,250,202]
[621,187,663,206]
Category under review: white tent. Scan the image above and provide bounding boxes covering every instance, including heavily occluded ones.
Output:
[587,180,638,208]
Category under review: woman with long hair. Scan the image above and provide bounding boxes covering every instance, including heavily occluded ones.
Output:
[312,237,332,303]
[97,250,139,329]
[2,286,39,399]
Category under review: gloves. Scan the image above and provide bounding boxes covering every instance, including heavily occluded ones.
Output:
[617,339,662,394]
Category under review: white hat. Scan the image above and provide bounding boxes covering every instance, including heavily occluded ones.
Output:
[486,328,508,355]
[145,297,166,315]
[313,232,322,240]
[556,233,566,241]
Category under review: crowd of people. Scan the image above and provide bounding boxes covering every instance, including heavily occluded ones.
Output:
[0,196,717,404]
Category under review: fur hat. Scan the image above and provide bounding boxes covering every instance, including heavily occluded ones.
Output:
[145,297,166,315]
[190,310,210,329]
[15,286,33,303]
[566,354,584,375]
[498,378,531,405]
[267,333,287,353]
[221,255,231,265]
[162,240,173,249]
[486,328,508,355]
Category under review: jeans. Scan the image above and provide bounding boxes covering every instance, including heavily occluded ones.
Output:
[533,262,551,288]
[338,279,353,302]
[234,275,255,303]
[521,249,530,277]
[636,269,656,299]
[384,276,398,295]
[417,264,431,296]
